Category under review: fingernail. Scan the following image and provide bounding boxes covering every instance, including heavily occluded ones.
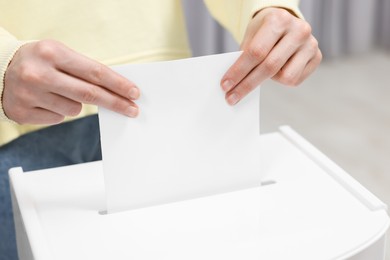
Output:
[227,93,240,106]
[221,79,233,92]
[127,106,139,117]
[129,87,140,100]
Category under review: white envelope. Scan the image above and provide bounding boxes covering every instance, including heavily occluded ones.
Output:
[99,52,261,213]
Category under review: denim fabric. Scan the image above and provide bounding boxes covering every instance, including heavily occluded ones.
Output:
[0,115,102,260]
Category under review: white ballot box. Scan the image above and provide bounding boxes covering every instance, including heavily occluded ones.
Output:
[9,126,389,260]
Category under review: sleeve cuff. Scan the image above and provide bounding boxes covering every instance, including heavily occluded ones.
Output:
[249,0,303,19]
[0,40,31,123]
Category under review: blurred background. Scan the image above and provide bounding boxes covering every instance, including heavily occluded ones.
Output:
[184,0,390,258]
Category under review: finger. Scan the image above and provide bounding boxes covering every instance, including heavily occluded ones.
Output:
[272,54,307,86]
[54,46,140,100]
[23,107,64,125]
[221,20,287,92]
[294,50,323,85]
[272,38,320,86]
[49,72,139,117]
[35,93,82,117]
[225,34,301,105]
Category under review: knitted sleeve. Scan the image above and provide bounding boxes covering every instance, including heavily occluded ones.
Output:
[204,0,303,43]
[0,27,29,122]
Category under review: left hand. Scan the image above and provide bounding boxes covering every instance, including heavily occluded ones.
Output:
[221,7,322,105]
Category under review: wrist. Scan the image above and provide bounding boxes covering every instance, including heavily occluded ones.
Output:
[0,40,34,123]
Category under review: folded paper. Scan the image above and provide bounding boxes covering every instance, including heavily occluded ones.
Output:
[99,52,261,213]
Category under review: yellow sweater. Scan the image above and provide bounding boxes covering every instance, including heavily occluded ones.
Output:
[0,0,301,146]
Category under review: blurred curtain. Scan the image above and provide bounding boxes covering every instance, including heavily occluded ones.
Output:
[183,0,390,58]
[182,0,239,56]
[300,0,390,58]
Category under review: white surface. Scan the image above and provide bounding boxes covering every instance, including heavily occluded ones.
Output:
[98,52,261,213]
[260,51,390,259]
[10,130,389,260]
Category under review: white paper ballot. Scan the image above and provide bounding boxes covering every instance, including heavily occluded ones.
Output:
[99,52,261,213]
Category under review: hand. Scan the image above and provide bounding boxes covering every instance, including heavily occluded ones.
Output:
[221,7,322,105]
[3,40,140,124]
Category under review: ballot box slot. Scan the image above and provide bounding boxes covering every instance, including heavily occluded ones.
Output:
[260,180,276,186]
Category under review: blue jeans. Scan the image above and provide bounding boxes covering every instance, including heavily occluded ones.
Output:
[0,115,102,260]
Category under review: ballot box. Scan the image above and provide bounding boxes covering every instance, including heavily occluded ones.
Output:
[9,126,389,260]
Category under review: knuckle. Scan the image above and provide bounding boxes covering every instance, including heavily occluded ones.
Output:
[302,22,313,36]
[248,45,267,61]
[19,63,40,83]
[264,13,277,25]
[309,37,319,51]
[35,40,58,60]
[263,57,281,75]
[239,82,251,93]
[278,9,293,24]
[224,66,242,85]
[296,22,312,40]
[281,71,300,86]
[81,87,98,104]
[280,70,294,83]
[266,8,292,27]
[238,79,256,95]
[90,64,104,83]
[230,65,243,77]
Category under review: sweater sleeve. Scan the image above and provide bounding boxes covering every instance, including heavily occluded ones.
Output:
[0,27,29,123]
[204,0,303,43]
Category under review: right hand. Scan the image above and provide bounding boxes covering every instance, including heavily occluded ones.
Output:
[3,40,140,125]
